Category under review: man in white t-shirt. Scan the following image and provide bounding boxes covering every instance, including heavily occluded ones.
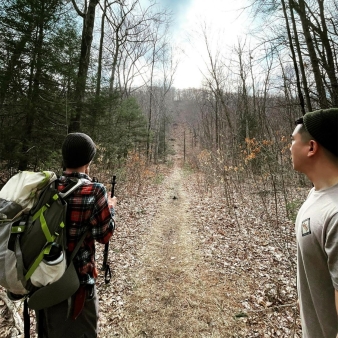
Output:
[290,108,338,338]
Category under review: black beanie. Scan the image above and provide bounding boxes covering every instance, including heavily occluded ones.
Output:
[303,108,338,157]
[62,133,96,168]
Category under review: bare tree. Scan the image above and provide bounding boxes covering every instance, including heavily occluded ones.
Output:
[288,0,312,112]
[200,23,234,151]
[281,0,306,115]
[69,0,100,132]
[290,0,328,107]
[248,0,338,109]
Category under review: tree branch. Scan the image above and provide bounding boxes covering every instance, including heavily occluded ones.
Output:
[71,0,85,17]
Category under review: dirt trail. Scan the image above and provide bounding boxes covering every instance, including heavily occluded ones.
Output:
[116,126,239,337]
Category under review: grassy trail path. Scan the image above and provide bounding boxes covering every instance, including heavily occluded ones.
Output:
[115,125,236,337]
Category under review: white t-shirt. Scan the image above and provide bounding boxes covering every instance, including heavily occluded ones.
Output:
[296,183,338,338]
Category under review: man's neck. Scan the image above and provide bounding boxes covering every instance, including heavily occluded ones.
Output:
[307,162,338,191]
[64,166,86,174]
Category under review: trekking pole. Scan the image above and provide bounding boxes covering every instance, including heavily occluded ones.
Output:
[101,175,116,284]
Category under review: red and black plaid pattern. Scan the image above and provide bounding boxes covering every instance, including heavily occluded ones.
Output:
[58,172,115,284]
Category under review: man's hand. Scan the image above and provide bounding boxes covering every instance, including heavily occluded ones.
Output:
[108,196,117,209]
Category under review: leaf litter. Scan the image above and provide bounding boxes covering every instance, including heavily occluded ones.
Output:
[0,127,306,337]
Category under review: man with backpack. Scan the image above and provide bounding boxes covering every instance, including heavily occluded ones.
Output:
[36,132,117,338]
[290,108,338,337]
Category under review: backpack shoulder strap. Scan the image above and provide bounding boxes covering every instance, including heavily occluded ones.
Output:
[69,226,89,261]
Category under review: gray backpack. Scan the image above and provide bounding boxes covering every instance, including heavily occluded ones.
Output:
[0,171,85,310]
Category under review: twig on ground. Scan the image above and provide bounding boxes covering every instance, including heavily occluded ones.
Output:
[235,302,297,318]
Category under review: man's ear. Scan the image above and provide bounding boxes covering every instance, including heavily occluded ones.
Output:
[308,140,318,156]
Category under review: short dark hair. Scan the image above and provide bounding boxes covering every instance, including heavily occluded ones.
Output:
[295,117,312,142]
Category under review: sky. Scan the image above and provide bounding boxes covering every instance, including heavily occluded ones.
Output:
[155,0,252,88]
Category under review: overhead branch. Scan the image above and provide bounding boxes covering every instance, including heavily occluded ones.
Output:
[71,0,85,17]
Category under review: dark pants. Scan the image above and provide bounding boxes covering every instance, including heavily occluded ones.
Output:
[36,285,99,338]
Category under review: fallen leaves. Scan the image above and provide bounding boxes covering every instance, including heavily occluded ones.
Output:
[0,159,306,337]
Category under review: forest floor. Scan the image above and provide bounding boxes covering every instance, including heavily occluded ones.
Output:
[0,123,305,337]
[96,123,303,337]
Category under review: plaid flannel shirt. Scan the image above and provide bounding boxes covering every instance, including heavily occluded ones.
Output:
[57,172,115,285]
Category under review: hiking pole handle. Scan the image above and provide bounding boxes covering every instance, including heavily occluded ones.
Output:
[101,175,116,283]
[111,175,116,198]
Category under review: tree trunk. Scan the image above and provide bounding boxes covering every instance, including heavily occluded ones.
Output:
[109,27,121,106]
[96,0,106,98]
[0,23,35,109]
[292,0,328,108]
[289,0,312,112]
[317,0,338,106]
[91,0,107,134]
[281,0,305,115]
[18,7,45,170]
[69,0,99,132]
[146,45,156,161]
